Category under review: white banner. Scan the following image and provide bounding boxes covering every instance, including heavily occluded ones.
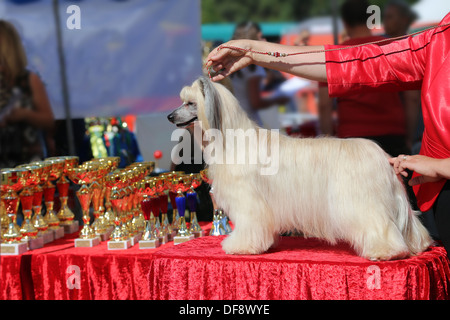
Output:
[1,0,202,119]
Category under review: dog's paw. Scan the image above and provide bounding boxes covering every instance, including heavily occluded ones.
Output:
[221,235,262,255]
[365,249,410,261]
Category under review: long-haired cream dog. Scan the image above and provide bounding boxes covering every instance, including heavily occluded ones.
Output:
[168,76,432,260]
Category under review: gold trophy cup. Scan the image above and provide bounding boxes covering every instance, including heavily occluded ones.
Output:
[107,171,131,250]
[46,156,79,233]
[16,164,45,250]
[0,168,29,255]
[67,163,100,247]
[43,158,66,240]
[92,157,120,233]
[29,161,53,243]
[185,173,205,238]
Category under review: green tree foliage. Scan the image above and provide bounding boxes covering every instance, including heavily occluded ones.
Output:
[201,0,419,24]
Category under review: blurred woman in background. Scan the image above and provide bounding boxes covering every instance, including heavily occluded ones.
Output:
[229,21,289,126]
[0,20,55,168]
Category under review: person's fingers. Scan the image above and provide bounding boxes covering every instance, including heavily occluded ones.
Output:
[392,154,405,174]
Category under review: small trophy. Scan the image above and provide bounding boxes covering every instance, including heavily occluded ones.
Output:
[128,162,154,234]
[158,177,176,241]
[107,172,131,250]
[46,156,79,234]
[186,173,204,238]
[139,190,160,249]
[167,171,184,231]
[43,158,65,239]
[210,209,227,236]
[88,161,111,241]
[108,187,131,250]
[29,161,53,243]
[172,176,194,245]
[67,163,100,247]
[92,157,120,234]
[16,164,44,250]
[121,169,141,246]
[0,168,28,255]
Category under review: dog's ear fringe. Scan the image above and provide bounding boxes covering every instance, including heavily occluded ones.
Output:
[197,76,222,132]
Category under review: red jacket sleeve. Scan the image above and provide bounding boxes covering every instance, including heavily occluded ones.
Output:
[325,30,431,97]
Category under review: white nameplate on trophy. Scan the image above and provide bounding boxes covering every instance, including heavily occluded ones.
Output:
[22,236,44,250]
[0,242,28,255]
[74,237,100,248]
[42,231,54,244]
[173,234,195,245]
[63,221,79,234]
[53,227,65,239]
[139,239,160,249]
[107,240,131,250]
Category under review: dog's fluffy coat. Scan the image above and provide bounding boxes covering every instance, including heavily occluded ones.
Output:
[169,77,432,260]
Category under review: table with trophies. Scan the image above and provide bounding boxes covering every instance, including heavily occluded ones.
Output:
[1,156,450,300]
[0,156,235,300]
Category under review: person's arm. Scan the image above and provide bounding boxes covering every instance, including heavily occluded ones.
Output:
[389,155,450,186]
[5,72,55,131]
[206,40,327,82]
[207,25,433,94]
[318,85,334,136]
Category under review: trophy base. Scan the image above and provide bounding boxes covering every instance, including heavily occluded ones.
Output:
[42,231,55,244]
[1,242,28,255]
[174,234,195,245]
[52,226,65,240]
[63,221,79,234]
[22,236,44,250]
[192,230,205,238]
[107,239,131,250]
[74,237,100,248]
[139,238,160,249]
[129,233,142,247]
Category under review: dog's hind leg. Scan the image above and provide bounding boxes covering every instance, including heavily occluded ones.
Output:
[351,218,411,261]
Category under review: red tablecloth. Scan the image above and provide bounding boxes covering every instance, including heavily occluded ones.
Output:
[2,226,450,300]
[149,236,450,300]
[0,226,193,300]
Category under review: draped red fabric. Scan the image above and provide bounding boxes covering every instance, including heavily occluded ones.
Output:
[149,236,450,300]
[2,224,450,300]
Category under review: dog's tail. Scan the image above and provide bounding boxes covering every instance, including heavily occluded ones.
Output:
[392,172,433,255]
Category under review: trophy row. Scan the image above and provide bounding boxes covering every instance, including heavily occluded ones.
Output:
[0,156,231,255]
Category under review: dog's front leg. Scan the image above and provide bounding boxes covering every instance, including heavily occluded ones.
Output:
[221,201,276,255]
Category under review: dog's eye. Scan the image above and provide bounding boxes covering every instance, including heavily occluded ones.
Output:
[185,102,194,106]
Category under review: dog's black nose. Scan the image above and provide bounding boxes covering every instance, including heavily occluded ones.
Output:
[167,112,174,123]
